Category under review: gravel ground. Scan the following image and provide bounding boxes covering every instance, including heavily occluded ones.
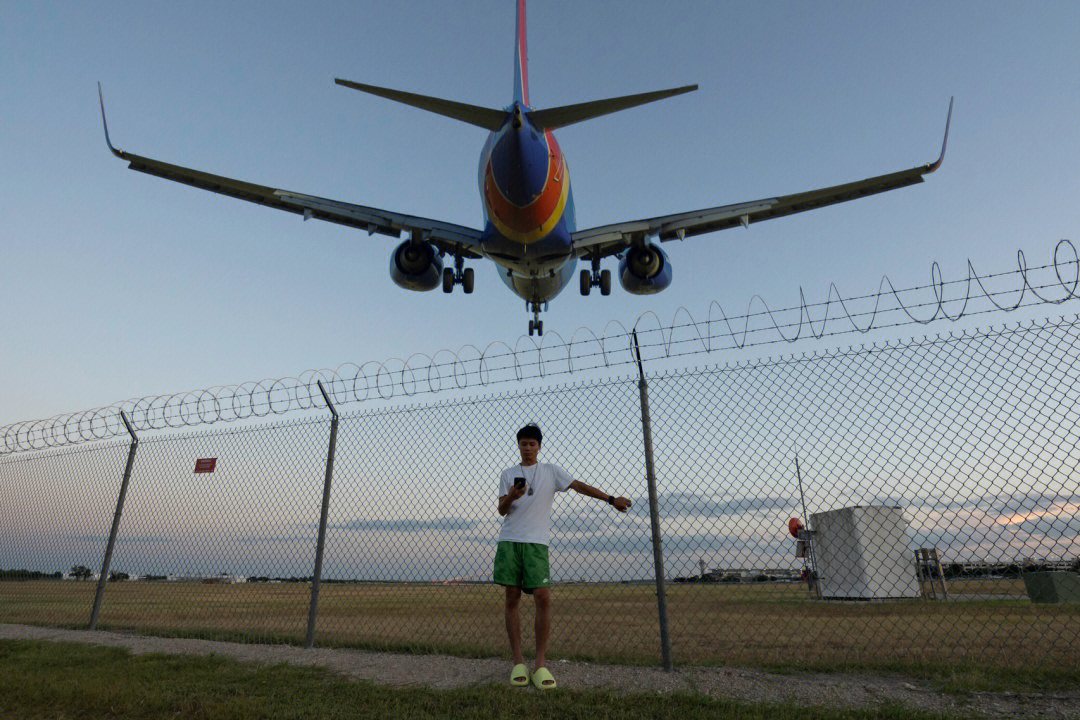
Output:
[3,624,1077,719]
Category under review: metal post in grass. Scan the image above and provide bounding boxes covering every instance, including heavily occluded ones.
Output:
[305,380,339,648]
[631,330,673,671]
[795,456,822,599]
[89,410,138,630]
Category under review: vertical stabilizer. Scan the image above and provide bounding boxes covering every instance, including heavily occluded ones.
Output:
[513,0,529,107]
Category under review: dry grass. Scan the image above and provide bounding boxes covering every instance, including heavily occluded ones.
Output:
[2,578,1076,673]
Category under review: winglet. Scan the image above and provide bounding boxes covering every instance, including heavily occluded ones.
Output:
[927,96,953,172]
[97,82,123,158]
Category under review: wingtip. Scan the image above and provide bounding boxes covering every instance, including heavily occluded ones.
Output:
[97,82,122,157]
[928,96,953,172]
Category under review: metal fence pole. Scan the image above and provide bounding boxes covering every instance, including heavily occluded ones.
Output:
[795,456,822,599]
[631,330,673,671]
[89,410,138,630]
[305,380,339,648]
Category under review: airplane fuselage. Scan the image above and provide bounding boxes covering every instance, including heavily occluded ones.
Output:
[478,104,578,306]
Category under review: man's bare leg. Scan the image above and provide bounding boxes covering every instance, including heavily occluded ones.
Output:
[532,587,553,684]
[504,586,526,666]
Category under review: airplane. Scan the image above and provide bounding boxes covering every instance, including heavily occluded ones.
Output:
[98,0,951,337]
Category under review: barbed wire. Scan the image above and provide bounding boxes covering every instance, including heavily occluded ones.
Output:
[2,240,1077,455]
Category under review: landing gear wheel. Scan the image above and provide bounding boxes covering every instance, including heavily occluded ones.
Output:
[528,302,543,336]
[462,267,475,294]
[442,267,454,293]
[580,269,591,296]
[599,269,612,296]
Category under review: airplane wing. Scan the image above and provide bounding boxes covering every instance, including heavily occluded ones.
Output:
[572,99,952,259]
[98,84,483,258]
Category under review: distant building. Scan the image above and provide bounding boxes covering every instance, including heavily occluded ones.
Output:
[165,573,247,583]
[709,567,801,581]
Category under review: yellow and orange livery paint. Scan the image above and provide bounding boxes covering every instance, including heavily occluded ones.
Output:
[484,131,569,245]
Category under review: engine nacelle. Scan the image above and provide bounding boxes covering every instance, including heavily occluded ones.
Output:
[619,243,673,295]
[389,240,443,291]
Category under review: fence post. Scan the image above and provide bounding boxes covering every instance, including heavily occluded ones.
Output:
[631,330,673,671]
[305,380,339,648]
[89,410,138,630]
[795,456,822,599]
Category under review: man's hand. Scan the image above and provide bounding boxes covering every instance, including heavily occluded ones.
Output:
[611,496,632,513]
[498,482,528,516]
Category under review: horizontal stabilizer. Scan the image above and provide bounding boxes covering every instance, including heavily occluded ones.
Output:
[527,84,698,130]
[335,79,507,131]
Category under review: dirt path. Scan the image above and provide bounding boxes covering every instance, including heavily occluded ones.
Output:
[3,624,1077,719]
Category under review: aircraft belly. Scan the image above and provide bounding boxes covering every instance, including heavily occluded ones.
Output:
[482,219,573,272]
[495,256,577,303]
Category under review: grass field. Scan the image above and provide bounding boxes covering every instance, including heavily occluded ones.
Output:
[2,578,1078,691]
[0,639,978,720]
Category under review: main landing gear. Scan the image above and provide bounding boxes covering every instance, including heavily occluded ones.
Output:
[528,302,544,337]
[442,255,474,294]
[579,257,611,296]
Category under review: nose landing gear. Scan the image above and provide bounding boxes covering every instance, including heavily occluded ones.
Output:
[527,302,544,336]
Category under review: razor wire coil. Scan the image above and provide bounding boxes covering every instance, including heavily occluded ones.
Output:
[2,240,1077,454]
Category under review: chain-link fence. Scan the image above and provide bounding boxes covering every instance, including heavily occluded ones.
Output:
[2,316,1079,673]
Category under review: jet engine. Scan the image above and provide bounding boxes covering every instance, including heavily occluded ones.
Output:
[618,243,672,295]
[389,240,443,291]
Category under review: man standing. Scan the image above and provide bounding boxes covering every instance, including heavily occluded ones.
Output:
[494,423,631,689]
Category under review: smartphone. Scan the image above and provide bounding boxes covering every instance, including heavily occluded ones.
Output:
[514,476,526,489]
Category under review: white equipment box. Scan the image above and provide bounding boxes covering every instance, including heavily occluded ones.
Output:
[810,505,919,599]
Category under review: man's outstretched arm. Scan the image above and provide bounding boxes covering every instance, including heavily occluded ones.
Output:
[568,480,632,512]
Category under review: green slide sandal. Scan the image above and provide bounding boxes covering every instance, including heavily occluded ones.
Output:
[510,663,529,687]
[531,666,556,690]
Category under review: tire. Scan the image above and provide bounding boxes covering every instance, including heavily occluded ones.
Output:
[599,269,612,296]
[528,320,535,336]
[536,320,543,336]
[442,267,454,293]
[580,269,591,296]
[462,267,475,294]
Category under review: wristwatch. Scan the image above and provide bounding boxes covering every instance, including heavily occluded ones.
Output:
[607,495,616,506]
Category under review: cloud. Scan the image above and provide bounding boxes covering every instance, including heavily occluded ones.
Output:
[1008,513,1080,539]
[908,490,1080,516]
[996,502,1080,527]
[630,491,797,519]
[67,533,174,544]
[328,517,482,532]
[553,530,757,556]
[236,533,313,544]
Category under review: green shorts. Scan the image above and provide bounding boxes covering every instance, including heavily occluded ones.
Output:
[493,541,550,594]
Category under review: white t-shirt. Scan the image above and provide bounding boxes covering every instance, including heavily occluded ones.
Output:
[497,463,576,546]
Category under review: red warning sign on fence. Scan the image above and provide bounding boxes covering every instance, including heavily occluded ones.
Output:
[194,458,217,474]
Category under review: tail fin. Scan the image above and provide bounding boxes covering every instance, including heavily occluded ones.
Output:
[513,0,529,106]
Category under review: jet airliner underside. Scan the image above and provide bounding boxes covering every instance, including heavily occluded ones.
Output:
[99,0,951,336]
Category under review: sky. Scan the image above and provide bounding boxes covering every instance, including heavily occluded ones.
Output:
[3,0,1080,427]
